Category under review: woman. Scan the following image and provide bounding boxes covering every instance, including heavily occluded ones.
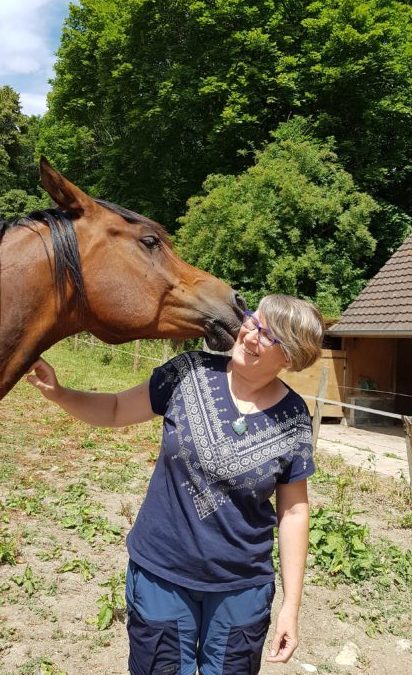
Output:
[28,294,324,675]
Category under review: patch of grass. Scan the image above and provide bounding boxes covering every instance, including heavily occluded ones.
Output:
[4,656,67,675]
[0,529,19,565]
[57,557,96,581]
[6,490,47,516]
[0,453,17,484]
[89,460,144,492]
[54,489,122,546]
[397,511,412,529]
[315,450,412,510]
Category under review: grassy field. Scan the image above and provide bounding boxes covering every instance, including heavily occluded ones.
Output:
[0,339,411,675]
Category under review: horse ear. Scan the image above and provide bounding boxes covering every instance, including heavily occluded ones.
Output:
[39,156,95,214]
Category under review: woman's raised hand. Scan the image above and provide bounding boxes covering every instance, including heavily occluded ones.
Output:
[27,358,62,401]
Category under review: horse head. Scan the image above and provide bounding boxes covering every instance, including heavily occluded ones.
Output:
[0,159,246,399]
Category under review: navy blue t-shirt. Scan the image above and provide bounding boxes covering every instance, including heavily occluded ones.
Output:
[126,351,314,591]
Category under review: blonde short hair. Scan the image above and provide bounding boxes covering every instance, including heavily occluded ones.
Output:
[258,294,324,372]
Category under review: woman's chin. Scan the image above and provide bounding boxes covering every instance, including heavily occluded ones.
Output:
[232,345,258,367]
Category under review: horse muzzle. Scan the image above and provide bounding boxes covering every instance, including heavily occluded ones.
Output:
[204,291,247,351]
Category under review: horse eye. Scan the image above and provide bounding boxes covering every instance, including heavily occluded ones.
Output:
[140,235,160,249]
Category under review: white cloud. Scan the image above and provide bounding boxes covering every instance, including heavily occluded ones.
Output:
[0,1,55,77]
[20,92,48,116]
[0,0,73,115]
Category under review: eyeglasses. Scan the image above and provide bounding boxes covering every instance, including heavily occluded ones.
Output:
[241,310,284,349]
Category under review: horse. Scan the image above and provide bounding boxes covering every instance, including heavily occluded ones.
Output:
[0,157,245,400]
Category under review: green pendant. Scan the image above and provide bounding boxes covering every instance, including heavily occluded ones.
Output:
[232,416,248,435]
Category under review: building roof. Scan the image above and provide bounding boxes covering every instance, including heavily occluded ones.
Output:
[329,233,412,337]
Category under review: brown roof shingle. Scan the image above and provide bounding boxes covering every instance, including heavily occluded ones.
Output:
[329,234,412,336]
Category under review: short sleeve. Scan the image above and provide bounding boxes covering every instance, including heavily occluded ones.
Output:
[277,403,315,483]
[149,356,181,416]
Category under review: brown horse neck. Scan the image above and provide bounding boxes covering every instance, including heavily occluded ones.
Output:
[0,301,82,401]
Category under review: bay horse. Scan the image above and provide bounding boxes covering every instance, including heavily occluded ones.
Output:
[0,158,245,400]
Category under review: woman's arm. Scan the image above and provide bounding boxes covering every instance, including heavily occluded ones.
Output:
[27,358,156,427]
[267,478,310,664]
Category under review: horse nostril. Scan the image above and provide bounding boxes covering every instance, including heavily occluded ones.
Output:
[232,291,247,315]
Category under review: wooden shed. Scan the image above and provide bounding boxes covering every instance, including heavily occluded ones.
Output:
[280,347,345,418]
[327,233,412,424]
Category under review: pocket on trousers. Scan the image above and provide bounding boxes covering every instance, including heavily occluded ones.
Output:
[127,607,179,675]
[222,613,271,675]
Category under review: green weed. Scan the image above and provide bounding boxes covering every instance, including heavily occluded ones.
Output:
[95,571,126,630]
[37,546,63,561]
[11,565,40,597]
[58,557,96,581]
[52,482,122,545]
[4,656,67,675]
[0,529,18,565]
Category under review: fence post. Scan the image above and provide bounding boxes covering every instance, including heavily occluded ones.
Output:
[161,340,171,365]
[401,415,412,492]
[312,366,330,452]
[133,341,140,372]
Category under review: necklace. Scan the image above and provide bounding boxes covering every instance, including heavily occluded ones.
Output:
[231,387,256,436]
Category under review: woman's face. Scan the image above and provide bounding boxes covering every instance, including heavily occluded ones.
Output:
[231,311,290,374]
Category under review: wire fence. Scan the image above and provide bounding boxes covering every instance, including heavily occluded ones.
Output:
[65,336,412,489]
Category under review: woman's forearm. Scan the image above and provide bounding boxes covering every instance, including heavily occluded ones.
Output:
[277,505,310,612]
[52,387,118,426]
[27,360,155,427]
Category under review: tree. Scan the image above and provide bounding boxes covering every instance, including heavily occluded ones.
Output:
[0,86,47,219]
[43,0,411,234]
[176,118,378,318]
[0,189,48,222]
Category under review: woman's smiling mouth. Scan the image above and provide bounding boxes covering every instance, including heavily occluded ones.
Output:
[243,345,259,357]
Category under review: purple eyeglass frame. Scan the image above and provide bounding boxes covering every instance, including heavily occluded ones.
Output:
[242,310,283,347]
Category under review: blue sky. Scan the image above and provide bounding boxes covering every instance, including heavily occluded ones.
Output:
[0,0,75,116]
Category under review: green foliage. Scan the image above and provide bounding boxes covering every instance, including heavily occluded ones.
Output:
[11,565,39,596]
[0,189,49,222]
[0,529,18,566]
[96,571,126,630]
[40,0,411,241]
[308,476,412,587]
[6,490,47,516]
[6,657,67,675]
[176,117,377,315]
[36,117,100,194]
[309,506,379,581]
[54,482,122,545]
[57,557,96,581]
[0,86,43,204]
[36,546,62,562]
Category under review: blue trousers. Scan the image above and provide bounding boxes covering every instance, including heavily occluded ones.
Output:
[126,560,274,675]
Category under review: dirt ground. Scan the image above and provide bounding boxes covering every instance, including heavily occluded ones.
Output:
[1,381,411,675]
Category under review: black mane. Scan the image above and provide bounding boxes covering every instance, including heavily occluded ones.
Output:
[8,208,88,314]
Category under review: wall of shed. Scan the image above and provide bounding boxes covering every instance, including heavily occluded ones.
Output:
[343,337,396,391]
[280,349,345,417]
[342,337,397,425]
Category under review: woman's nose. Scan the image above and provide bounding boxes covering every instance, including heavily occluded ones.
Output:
[244,328,259,345]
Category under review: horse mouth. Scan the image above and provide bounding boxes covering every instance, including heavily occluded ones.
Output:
[204,319,239,352]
